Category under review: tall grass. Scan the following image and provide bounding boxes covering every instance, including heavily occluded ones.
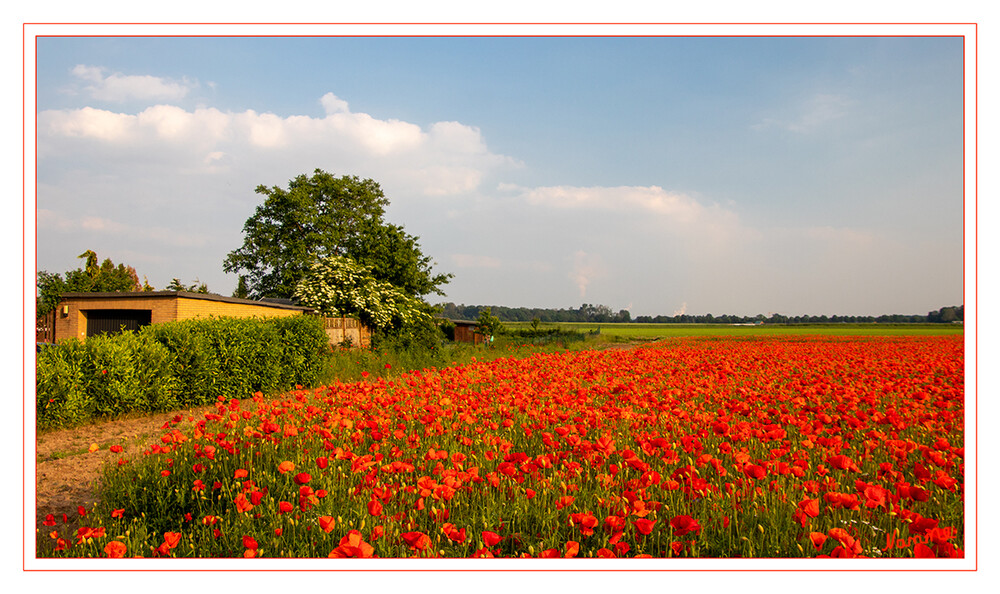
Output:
[317,333,607,385]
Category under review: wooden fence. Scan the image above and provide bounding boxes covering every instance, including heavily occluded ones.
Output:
[323,316,371,349]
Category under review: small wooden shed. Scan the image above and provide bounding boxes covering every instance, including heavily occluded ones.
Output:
[450,319,487,346]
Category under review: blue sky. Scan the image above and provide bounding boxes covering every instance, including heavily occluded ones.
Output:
[32,33,967,317]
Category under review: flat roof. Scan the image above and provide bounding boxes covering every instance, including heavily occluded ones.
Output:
[59,291,314,312]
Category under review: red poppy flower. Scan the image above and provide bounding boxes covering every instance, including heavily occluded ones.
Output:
[482,531,503,547]
[402,531,431,551]
[278,461,295,474]
[826,455,860,472]
[234,468,248,479]
[570,512,599,536]
[809,532,827,552]
[294,472,312,485]
[318,516,336,533]
[163,531,182,549]
[316,456,329,469]
[743,464,766,480]
[242,535,258,550]
[798,498,820,518]
[915,543,936,558]
[44,514,55,526]
[367,500,383,517]
[104,541,127,558]
[443,523,467,543]
[670,515,701,537]
[564,540,580,558]
[328,530,376,558]
[633,518,656,536]
[908,485,930,502]
[235,493,253,513]
[826,528,862,556]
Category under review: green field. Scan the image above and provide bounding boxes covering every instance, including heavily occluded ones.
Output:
[503,321,964,338]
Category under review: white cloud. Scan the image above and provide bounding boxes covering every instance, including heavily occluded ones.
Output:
[320,92,350,115]
[71,64,195,102]
[516,184,709,224]
[37,93,512,197]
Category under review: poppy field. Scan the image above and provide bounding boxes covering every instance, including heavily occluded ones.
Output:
[38,335,964,560]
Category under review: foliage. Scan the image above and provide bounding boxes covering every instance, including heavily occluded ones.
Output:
[36,250,146,318]
[437,302,966,325]
[166,278,209,293]
[36,315,329,429]
[35,340,91,430]
[269,315,330,389]
[502,322,964,339]
[294,255,431,334]
[232,276,250,299]
[223,169,451,300]
[475,307,502,339]
[84,332,180,419]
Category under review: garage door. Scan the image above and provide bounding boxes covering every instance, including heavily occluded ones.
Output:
[85,310,152,337]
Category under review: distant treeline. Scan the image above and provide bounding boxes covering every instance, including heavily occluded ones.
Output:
[436,302,965,325]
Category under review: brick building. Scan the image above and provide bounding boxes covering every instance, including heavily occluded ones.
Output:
[36,291,370,348]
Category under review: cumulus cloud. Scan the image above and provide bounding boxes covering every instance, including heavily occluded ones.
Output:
[37,92,513,197]
[71,64,195,102]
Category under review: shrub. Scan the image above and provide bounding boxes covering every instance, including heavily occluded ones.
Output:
[270,314,329,388]
[36,314,332,429]
[35,340,90,430]
[146,320,220,407]
[85,331,179,417]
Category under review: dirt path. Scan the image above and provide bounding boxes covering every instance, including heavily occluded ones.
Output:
[33,404,217,537]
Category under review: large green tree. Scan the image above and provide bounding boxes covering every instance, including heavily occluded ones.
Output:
[223,170,452,300]
[36,250,149,317]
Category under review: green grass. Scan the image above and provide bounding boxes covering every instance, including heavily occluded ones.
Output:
[317,337,604,386]
[502,321,964,338]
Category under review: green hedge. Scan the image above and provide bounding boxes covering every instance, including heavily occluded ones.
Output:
[36,315,329,430]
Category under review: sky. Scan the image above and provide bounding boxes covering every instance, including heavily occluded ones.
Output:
[31,32,968,318]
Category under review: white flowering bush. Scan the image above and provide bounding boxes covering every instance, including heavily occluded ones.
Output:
[294,256,430,332]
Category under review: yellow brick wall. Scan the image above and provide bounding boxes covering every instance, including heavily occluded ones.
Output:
[52,294,304,341]
[175,298,303,321]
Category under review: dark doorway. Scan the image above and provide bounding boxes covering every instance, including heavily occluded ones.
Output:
[85,310,152,337]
